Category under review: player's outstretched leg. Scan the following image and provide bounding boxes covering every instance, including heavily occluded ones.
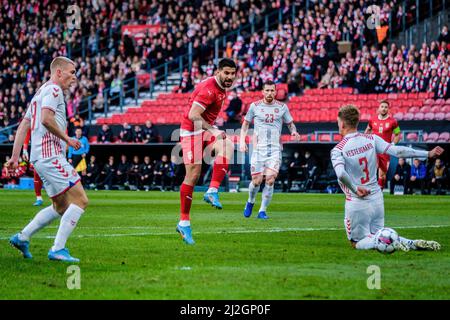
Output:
[177,183,195,245]
[258,183,274,219]
[398,235,440,251]
[244,180,261,218]
[9,205,61,259]
[33,171,44,206]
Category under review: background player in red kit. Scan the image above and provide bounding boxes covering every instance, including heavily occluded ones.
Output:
[365,100,401,189]
[23,129,44,206]
[177,58,237,244]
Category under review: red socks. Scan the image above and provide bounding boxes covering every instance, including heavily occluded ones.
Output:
[34,171,42,197]
[209,156,229,189]
[180,183,194,221]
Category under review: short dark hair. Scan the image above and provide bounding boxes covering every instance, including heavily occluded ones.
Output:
[218,58,237,70]
[379,99,390,107]
[263,80,276,88]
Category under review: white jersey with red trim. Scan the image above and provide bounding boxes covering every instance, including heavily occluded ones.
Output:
[331,132,393,199]
[244,99,293,154]
[24,81,67,162]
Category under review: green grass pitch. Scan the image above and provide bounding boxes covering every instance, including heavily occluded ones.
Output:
[0,190,449,300]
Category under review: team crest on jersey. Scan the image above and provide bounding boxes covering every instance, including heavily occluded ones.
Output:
[251,165,255,172]
[217,93,225,100]
[385,123,389,128]
[72,169,78,177]
[274,108,279,113]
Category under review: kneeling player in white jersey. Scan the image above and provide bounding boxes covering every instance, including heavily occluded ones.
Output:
[7,57,89,262]
[239,81,300,219]
[331,105,443,251]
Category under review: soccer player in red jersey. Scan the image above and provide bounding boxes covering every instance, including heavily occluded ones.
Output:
[177,58,237,244]
[23,128,44,206]
[365,100,401,189]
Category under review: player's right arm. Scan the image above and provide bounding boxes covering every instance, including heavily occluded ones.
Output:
[239,103,255,153]
[331,148,369,197]
[374,135,444,159]
[7,118,31,169]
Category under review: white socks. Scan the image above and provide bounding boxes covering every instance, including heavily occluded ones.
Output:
[178,220,190,227]
[207,187,218,193]
[19,205,61,241]
[52,204,84,252]
[259,185,274,212]
[248,182,260,204]
[399,236,416,250]
[355,235,376,250]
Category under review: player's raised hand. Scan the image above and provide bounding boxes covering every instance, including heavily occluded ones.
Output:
[68,138,81,150]
[239,143,248,153]
[428,146,444,158]
[291,132,301,141]
[356,186,370,198]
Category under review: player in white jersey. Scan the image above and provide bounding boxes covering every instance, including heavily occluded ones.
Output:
[331,105,443,251]
[7,57,89,262]
[239,81,300,219]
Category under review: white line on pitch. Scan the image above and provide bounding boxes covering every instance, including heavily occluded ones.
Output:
[0,225,449,240]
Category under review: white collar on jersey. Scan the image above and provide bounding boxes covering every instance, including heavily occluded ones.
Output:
[343,131,359,138]
[214,76,225,90]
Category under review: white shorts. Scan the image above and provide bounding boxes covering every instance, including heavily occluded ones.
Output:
[344,191,384,242]
[250,149,281,176]
[33,156,81,198]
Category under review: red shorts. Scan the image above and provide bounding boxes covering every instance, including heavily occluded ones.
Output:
[180,131,218,164]
[377,154,390,173]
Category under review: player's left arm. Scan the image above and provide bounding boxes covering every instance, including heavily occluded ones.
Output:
[331,148,368,197]
[374,135,444,159]
[283,105,300,140]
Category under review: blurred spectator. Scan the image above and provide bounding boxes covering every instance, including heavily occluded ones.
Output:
[68,128,90,168]
[438,25,450,45]
[288,151,303,190]
[428,159,447,195]
[133,125,144,143]
[97,124,113,143]
[100,155,117,190]
[408,159,427,195]
[225,91,242,123]
[119,122,133,142]
[139,155,154,190]
[127,155,141,187]
[82,155,100,189]
[301,150,319,191]
[153,154,174,190]
[390,158,411,195]
[116,154,130,186]
[69,113,85,137]
[171,154,185,190]
[143,120,160,143]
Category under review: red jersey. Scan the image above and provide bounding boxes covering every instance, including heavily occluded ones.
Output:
[180,77,227,134]
[368,115,400,143]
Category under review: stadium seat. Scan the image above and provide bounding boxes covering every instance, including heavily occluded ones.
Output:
[434,112,445,120]
[403,112,414,121]
[408,106,419,114]
[425,132,439,142]
[413,112,424,121]
[438,132,450,142]
[446,112,450,121]
[393,112,403,121]
[423,112,435,120]
[405,132,419,142]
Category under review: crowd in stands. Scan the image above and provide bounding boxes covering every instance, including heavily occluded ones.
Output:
[0,0,274,132]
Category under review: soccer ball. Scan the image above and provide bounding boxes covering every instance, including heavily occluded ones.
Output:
[374,227,399,254]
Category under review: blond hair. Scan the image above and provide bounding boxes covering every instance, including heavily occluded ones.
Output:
[50,56,75,74]
[338,104,360,128]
